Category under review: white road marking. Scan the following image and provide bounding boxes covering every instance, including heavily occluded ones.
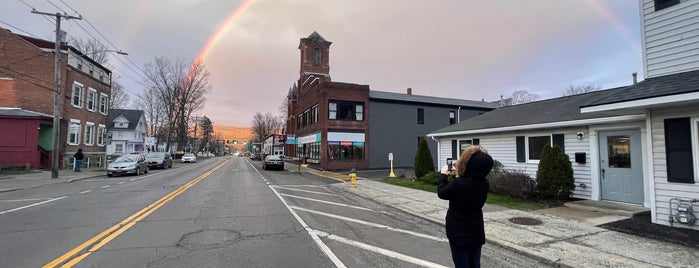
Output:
[291,206,448,242]
[0,198,51,202]
[247,160,346,268]
[312,230,449,268]
[129,178,137,181]
[0,196,67,215]
[272,186,336,196]
[272,184,323,188]
[117,181,125,184]
[101,185,111,189]
[80,190,92,194]
[281,193,375,212]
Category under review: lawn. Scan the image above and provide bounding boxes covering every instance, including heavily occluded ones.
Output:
[379,177,546,211]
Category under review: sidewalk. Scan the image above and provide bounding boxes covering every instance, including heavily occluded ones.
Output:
[290,163,698,268]
[0,168,104,193]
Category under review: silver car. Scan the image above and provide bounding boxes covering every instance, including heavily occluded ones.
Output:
[181,153,197,163]
[107,154,149,177]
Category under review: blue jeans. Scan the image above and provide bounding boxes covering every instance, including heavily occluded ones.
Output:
[74,160,83,172]
[449,240,481,268]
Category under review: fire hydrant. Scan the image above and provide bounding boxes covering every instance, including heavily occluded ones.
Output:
[349,169,357,188]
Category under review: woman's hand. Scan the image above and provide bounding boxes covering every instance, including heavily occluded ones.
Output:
[440,164,452,175]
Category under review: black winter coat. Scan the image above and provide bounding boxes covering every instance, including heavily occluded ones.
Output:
[437,174,489,248]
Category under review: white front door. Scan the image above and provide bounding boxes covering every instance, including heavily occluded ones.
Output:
[598,130,643,204]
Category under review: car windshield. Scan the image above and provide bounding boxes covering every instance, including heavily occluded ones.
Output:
[114,156,137,163]
[147,152,165,158]
[184,154,195,157]
[265,155,282,161]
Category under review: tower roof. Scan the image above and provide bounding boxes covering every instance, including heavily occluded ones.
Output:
[300,31,332,47]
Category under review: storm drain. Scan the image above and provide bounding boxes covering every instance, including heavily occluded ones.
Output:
[508,217,543,225]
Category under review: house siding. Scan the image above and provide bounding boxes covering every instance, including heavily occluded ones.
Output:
[435,127,594,200]
[642,0,699,78]
[649,104,699,230]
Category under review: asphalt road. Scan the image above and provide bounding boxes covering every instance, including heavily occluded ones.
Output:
[0,157,551,267]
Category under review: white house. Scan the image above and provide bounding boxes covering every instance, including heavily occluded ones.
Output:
[428,0,699,231]
[106,109,147,155]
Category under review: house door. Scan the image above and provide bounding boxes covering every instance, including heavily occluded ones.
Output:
[598,130,643,204]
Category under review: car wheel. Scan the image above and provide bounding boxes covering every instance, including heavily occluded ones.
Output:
[144,167,148,174]
[107,173,113,177]
[135,168,140,176]
[168,162,172,168]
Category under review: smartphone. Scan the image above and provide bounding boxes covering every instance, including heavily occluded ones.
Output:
[446,158,453,172]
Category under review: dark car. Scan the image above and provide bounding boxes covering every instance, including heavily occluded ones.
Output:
[250,153,262,161]
[262,155,284,170]
[146,152,172,169]
[107,154,148,177]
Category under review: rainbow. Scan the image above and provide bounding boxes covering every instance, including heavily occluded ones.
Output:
[585,0,640,51]
[194,0,256,65]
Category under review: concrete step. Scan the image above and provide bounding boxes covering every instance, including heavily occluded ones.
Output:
[565,200,650,217]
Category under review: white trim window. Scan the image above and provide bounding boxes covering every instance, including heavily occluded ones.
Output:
[68,119,81,145]
[527,135,551,162]
[97,124,106,146]
[99,93,108,114]
[87,88,97,111]
[84,122,95,145]
[72,82,84,108]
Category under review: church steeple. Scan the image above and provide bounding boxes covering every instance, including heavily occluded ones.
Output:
[299,31,331,81]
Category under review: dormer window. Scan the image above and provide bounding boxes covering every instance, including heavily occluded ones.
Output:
[313,48,321,65]
[655,0,680,11]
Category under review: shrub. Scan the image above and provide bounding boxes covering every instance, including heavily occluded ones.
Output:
[416,171,441,185]
[491,159,504,175]
[414,137,435,178]
[489,169,537,200]
[536,145,575,199]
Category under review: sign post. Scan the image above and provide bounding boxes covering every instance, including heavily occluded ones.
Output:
[388,153,396,177]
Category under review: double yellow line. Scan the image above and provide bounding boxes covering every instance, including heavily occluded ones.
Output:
[44,160,228,268]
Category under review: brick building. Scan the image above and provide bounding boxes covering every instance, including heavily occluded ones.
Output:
[0,27,112,169]
[285,32,496,171]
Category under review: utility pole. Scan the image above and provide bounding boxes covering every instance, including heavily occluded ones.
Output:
[32,9,81,178]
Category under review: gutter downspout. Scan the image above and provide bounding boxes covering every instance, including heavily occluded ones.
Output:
[457,106,461,122]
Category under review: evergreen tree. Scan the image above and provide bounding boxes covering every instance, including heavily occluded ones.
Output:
[536,145,575,199]
[414,137,435,178]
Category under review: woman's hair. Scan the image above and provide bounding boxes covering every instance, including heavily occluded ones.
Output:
[454,145,488,177]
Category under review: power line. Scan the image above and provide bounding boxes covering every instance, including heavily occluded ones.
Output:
[0,19,41,38]
[44,0,68,14]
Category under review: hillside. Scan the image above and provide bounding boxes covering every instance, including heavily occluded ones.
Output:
[212,125,253,152]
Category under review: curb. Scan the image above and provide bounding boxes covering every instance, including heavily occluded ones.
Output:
[0,188,19,193]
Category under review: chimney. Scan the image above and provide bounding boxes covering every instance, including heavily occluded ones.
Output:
[632,72,637,84]
[407,88,412,95]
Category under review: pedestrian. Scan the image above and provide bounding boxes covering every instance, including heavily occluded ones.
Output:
[437,145,493,268]
[73,148,84,172]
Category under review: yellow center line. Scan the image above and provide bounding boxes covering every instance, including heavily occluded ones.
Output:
[44,160,229,268]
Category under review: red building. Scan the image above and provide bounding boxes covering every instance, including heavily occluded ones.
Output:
[0,27,112,169]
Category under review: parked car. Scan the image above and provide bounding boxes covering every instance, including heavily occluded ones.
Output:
[181,153,197,163]
[146,152,172,169]
[262,155,284,170]
[107,154,148,177]
[250,153,262,161]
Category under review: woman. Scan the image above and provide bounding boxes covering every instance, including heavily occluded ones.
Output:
[437,145,493,268]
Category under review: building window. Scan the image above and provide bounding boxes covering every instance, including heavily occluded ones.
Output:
[664,117,694,183]
[528,135,551,161]
[99,93,108,114]
[97,124,106,146]
[329,100,364,121]
[72,82,84,108]
[312,104,319,123]
[84,123,94,145]
[87,88,97,111]
[115,143,124,153]
[417,108,424,124]
[313,48,321,65]
[655,0,680,11]
[297,114,302,129]
[68,120,81,145]
[459,140,472,155]
[328,142,364,161]
[449,111,456,125]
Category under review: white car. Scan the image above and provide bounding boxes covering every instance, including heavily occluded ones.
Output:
[181,153,197,163]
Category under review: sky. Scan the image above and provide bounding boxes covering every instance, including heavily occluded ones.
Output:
[0,0,644,127]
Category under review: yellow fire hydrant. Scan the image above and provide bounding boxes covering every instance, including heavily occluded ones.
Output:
[349,169,357,188]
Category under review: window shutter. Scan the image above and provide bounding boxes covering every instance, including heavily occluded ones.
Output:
[451,140,457,159]
[552,134,565,153]
[473,138,480,145]
[516,136,525,163]
[664,118,694,183]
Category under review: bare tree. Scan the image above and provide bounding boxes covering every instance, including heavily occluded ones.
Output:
[70,37,109,65]
[199,116,213,152]
[563,84,600,96]
[134,86,167,150]
[508,90,540,105]
[110,76,130,108]
[142,57,210,152]
[251,112,283,142]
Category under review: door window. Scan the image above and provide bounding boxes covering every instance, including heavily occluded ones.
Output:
[607,135,631,168]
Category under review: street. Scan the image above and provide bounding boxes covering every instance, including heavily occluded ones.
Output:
[0,157,551,267]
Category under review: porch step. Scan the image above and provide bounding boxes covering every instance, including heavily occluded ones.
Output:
[564,200,650,217]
